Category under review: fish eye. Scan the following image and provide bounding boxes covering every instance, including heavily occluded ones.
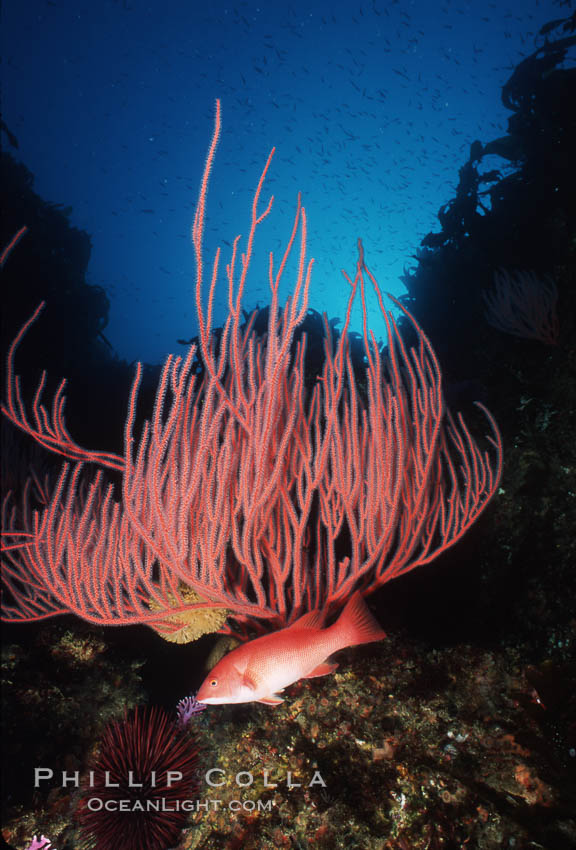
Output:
[210,679,218,687]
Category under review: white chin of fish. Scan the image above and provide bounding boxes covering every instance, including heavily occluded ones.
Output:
[197,696,246,705]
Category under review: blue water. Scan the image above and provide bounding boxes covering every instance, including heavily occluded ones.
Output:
[1,0,563,364]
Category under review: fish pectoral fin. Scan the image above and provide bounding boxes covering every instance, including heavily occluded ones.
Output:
[303,661,339,679]
[256,694,285,705]
[242,671,258,691]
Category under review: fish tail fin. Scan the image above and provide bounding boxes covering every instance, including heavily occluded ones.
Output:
[333,591,387,649]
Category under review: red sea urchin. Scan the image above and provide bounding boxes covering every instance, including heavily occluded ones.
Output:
[77,706,200,850]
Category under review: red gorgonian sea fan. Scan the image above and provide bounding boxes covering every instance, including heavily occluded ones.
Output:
[483,268,560,345]
[76,707,200,850]
[1,100,503,639]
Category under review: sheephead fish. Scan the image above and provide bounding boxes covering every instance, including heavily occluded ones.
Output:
[196,591,386,706]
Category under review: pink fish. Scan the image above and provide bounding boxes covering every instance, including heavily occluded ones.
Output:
[196,591,386,706]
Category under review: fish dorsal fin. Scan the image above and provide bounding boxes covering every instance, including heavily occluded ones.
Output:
[257,694,284,705]
[286,609,325,631]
